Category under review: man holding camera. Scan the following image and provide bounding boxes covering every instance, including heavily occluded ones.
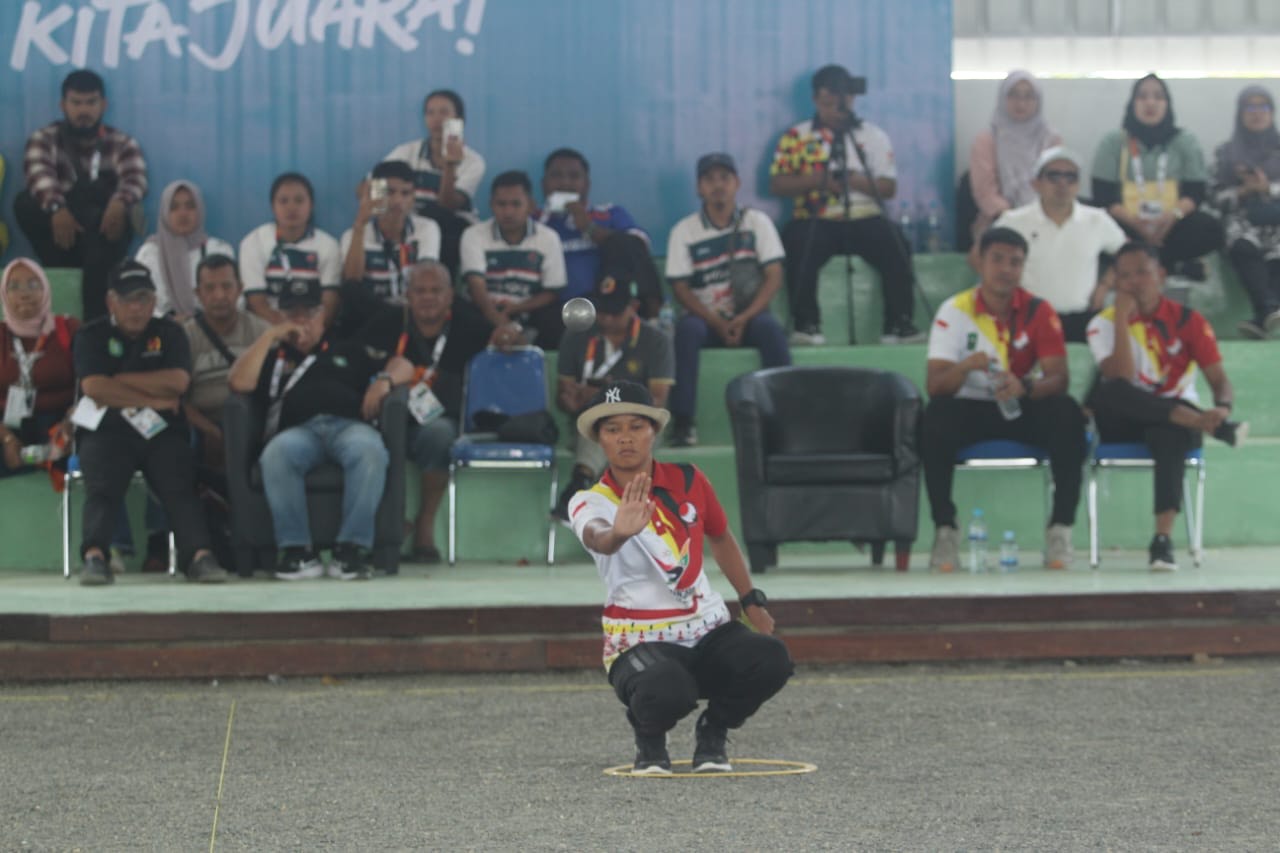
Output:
[769,64,922,346]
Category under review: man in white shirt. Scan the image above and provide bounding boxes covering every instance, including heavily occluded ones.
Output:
[993,147,1127,342]
[459,171,567,348]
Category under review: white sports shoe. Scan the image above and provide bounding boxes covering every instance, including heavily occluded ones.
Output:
[1044,524,1074,569]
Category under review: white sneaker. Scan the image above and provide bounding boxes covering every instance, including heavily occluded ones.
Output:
[1044,524,1074,569]
[789,327,826,346]
[108,547,127,575]
[930,526,960,572]
[274,550,325,581]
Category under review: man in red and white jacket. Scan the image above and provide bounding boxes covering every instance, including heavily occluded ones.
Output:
[14,70,147,322]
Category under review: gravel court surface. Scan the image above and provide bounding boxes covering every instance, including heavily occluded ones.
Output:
[4,660,1280,851]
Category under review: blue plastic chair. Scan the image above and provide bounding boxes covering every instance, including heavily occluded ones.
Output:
[1087,442,1205,569]
[447,347,558,565]
[61,452,175,578]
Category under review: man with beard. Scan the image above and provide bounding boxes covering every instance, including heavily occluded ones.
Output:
[14,70,147,321]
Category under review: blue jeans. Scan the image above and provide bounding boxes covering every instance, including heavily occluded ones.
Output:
[671,312,791,420]
[259,414,389,550]
[407,417,458,471]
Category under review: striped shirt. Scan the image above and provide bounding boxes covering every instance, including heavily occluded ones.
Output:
[338,216,442,303]
[664,207,785,316]
[23,122,147,209]
[384,139,486,218]
[238,223,342,306]
[460,219,567,308]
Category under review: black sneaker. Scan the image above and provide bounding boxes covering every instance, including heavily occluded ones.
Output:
[552,469,595,525]
[669,423,698,448]
[1212,420,1248,448]
[1149,533,1178,572]
[692,712,732,773]
[79,553,113,586]
[880,320,927,345]
[632,731,672,776]
[328,543,373,580]
[274,547,324,580]
[186,552,229,584]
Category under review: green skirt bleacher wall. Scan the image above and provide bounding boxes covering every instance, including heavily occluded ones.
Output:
[1,256,1273,571]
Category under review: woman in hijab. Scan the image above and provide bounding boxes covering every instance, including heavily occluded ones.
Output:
[968,70,1061,239]
[135,180,235,320]
[1211,86,1280,338]
[0,259,78,474]
[1091,73,1223,275]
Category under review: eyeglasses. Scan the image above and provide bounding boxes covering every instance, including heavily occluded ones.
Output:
[1041,170,1079,184]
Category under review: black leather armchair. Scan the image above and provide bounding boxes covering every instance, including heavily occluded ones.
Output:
[726,366,922,573]
[223,388,409,576]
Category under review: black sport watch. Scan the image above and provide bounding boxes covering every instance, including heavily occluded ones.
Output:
[740,588,768,609]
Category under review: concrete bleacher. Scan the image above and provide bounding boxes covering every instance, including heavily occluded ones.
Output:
[2,256,1274,571]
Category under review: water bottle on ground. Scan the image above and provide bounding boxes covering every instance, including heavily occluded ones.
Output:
[988,360,1022,421]
[967,508,988,574]
[999,530,1019,573]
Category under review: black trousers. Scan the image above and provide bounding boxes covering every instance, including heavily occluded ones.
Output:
[1226,238,1280,321]
[1087,379,1201,514]
[781,215,914,331]
[13,179,133,322]
[78,426,210,570]
[597,232,663,319]
[1116,211,1223,272]
[1058,310,1095,344]
[922,394,1086,529]
[607,621,793,736]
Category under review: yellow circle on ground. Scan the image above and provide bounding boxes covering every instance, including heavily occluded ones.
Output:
[602,758,817,778]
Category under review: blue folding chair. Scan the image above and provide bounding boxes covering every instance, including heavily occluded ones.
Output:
[1087,442,1205,569]
[955,439,1055,519]
[447,347,558,565]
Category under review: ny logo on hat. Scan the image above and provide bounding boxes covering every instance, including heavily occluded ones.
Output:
[600,276,616,294]
[605,387,621,403]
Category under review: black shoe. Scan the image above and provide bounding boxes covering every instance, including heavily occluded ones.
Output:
[405,544,442,564]
[669,423,698,448]
[692,712,732,773]
[274,547,324,580]
[1212,419,1248,448]
[632,731,672,776]
[328,543,373,580]
[187,553,229,583]
[1237,317,1268,340]
[552,469,595,524]
[79,553,113,586]
[1149,534,1178,572]
[880,320,927,345]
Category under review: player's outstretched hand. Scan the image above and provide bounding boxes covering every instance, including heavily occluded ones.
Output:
[611,473,654,540]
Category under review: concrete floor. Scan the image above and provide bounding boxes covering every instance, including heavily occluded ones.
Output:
[3,659,1279,850]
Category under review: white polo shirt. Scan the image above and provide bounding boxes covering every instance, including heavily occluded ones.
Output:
[664,207,785,316]
[338,215,442,302]
[994,200,1126,314]
[238,223,342,307]
[385,139,486,217]
[135,236,235,317]
[460,219,567,309]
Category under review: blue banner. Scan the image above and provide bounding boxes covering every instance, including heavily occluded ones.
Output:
[0,0,953,258]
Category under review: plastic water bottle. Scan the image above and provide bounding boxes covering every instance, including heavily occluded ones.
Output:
[999,530,1019,573]
[967,508,988,574]
[656,301,676,339]
[988,360,1022,421]
[19,444,49,465]
[925,200,943,253]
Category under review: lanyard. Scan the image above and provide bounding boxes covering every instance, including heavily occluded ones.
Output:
[273,232,295,284]
[12,334,48,390]
[375,219,413,299]
[582,317,640,382]
[1127,136,1168,196]
[400,322,449,386]
[268,343,327,401]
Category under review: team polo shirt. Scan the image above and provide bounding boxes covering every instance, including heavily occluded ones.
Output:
[569,461,731,671]
[1086,298,1220,404]
[358,301,493,418]
[384,139,486,217]
[664,207,785,317]
[338,216,442,302]
[557,317,674,395]
[250,338,380,432]
[238,224,342,307]
[537,204,650,302]
[459,219,567,310]
[927,287,1067,401]
[769,117,896,220]
[994,201,1127,314]
[73,316,192,432]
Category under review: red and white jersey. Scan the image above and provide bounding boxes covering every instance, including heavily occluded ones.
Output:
[569,461,731,671]
[1086,297,1221,403]
[927,286,1066,401]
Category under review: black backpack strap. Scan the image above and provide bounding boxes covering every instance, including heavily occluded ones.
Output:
[194,313,238,367]
[1176,304,1192,330]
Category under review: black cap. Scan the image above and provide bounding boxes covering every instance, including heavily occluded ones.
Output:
[696,152,737,179]
[277,277,322,311]
[590,273,637,315]
[812,64,860,95]
[108,261,157,297]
